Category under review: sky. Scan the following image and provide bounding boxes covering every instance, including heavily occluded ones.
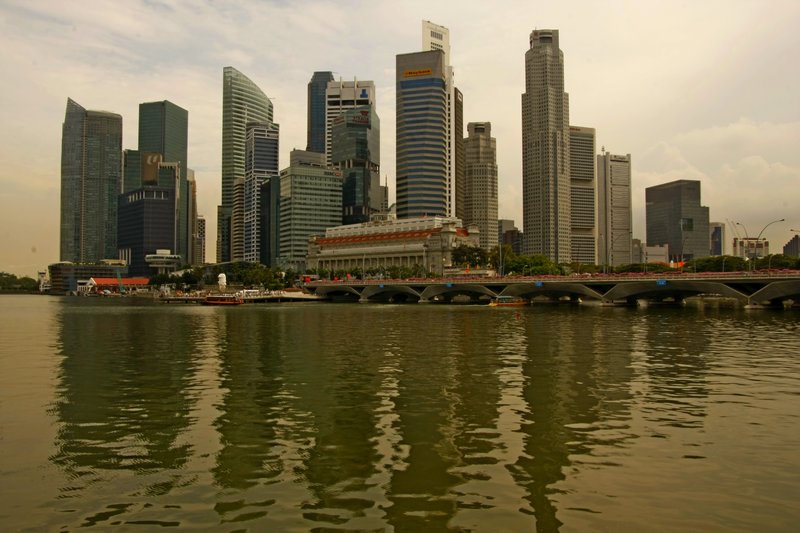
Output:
[1,0,799,277]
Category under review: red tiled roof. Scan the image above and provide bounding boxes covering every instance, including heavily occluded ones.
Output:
[316,229,437,246]
[91,277,150,286]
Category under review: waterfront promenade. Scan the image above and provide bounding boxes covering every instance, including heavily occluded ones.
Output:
[306,270,800,307]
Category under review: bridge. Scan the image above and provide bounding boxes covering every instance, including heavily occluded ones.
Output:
[305,271,800,307]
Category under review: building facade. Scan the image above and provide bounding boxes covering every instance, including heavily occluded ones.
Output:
[463,122,498,250]
[709,222,725,256]
[522,29,571,262]
[218,66,273,263]
[138,100,190,263]
[278,150,343,271]
[117,160,185,277]
[60,98,123,263]
[569,126,596,264]
[396,50,448,218]
[331,106,381,226]
[597,152,633,267]
[422,20,462,218]
[783,235,800,258]
[324,79,374,166]
[307,71,334,154]
[232,121,280,263]
[645,180,710,262]
[307,215,480,275]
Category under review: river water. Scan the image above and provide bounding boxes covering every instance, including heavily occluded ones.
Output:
[0,295,798,531]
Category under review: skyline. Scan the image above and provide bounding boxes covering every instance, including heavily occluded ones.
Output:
[1,0,799,276]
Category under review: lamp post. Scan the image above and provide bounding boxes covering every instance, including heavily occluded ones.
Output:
[753,218,784,271]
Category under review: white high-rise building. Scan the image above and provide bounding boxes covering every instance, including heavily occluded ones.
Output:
[597,152,632,266]
[422,20,462,219]
[325,79,374,166]
[522,29,571,263]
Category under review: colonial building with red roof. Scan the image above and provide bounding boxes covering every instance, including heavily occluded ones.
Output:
[306,214,479,275]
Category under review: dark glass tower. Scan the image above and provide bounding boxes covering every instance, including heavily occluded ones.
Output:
[306,71,334,154]
[60,98,122,263]
[331,106,381,225]
[139,101,189,261]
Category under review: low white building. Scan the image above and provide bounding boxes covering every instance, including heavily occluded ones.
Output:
[307,214,479,275]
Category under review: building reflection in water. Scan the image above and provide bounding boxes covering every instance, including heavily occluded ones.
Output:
[50,301,200,502]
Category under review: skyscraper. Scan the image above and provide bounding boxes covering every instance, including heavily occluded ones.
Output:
[396,50,448,218]
[60,98,122,263]
[278,150,343,271]
[422,20,462,218]
[463,122,498,250]
[138,100,190,262]
[331,106,381,225]
[645,180,710,262]
[569,126,596,264]
[307,71,333,154]
[324,79,374,166]
[218,66,273,263]
[233,121,279,263]
[597,152,632,267]
[522,29,571,262]
[117,101,193,273]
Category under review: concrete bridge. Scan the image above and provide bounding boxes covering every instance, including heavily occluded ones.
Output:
[305,271,800,307]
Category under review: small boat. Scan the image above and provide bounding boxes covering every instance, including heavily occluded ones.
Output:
[488,296,528,307]
[202,294,244,306]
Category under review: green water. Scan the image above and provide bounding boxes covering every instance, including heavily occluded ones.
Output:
[1,295,798,531]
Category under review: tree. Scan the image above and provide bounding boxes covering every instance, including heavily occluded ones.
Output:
[452,244,488,268]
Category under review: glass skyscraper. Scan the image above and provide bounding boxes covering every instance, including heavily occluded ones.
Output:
[218,66,273,262]
[331,106,381,225]
[395,50,448,218]
[60,98,122,263]
[306,71,333,154]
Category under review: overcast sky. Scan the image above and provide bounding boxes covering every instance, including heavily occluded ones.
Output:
[1,0,798,276]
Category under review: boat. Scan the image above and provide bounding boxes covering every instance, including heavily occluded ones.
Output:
[488,296,528,307]
[202,294,244,306]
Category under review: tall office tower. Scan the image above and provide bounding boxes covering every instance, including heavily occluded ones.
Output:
[324,79,375,166]
[60,98,122,263]
[463,122,498,250]
[195,215,206,265]
[307,71,334,154]
[235,121,279,263]
[331,106,381,225]
[569,126,596,264]
[117,160,181,276]
[522,29,571,262]
[422,20,461,218]
[709,222,725,256]
[396,50,448,218]
[187,169,197,265]
[278,150,343,271]
[454,88,465,221]
[138,100,190,262]
[645,180,710,262]
[597,152,633,267]
[218,66,273,263]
